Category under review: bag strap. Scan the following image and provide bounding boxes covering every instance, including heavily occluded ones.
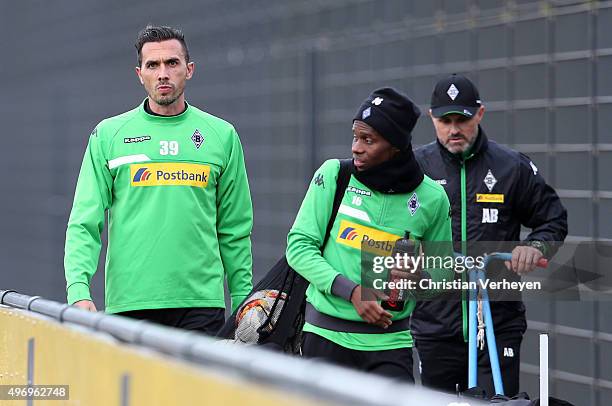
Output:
[272,158,352,304]
[257,159,353,349]
[321,159,353,250]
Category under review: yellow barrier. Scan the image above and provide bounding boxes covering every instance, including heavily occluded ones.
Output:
[0,308,321,406]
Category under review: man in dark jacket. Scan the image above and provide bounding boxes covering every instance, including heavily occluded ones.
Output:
[411,74,568,397]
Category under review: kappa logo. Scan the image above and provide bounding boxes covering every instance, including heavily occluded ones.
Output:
[191,129,204,149]
[132,167,152,182]
[313,173,325,188]
[347,186,371,196]
[372,97,384,106]
[124,135,151,144]
[339,227,359,241]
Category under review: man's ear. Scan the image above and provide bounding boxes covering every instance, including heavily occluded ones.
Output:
[186,62,195,80]
[135,66,144,85]
[477,105,485,117]
[475,105,485,123]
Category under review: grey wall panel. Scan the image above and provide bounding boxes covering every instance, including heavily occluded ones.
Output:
[602,389,612,406]
[596,56,612,96]
[555,106,590,144]
[557,152,594,189]
[478,25,508,60]
[600,303,612,335]
[563,198,594,236]
[413,36,438,66]
[479,68,509,102]
[515,19,547,56]
[600,341,612,381]
[482,111,509,144]
[597,104,612,143]
[598,8,612,48]
[556,381,594,406]
[443,31,471,63]
[598,153,612,190]
[555,301,596,331]
[555,60,590,99]
[598,200,612,239]
[515,109,548,143]
[555,12,590,53]
[515,64,548,100]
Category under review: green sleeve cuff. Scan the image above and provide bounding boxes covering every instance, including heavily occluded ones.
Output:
[231,294,248,313]
[66,282,92,304]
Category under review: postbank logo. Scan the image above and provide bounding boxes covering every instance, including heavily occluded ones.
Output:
[476,193,504,203]
[133,167,153,182]
[130,163,210,187]
[336,220,401,255]
[339,227,359,241]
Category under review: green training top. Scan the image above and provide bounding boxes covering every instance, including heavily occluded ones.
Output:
[286,159,453,351]
[65,101,253,313]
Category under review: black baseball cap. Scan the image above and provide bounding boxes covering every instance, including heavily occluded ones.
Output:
[430,73,482,118]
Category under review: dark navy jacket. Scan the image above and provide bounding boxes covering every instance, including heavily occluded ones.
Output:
[411,128,568,340]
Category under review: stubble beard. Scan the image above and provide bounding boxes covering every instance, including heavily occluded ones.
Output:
[444,132,477,154]
[152,90,183,106]
[445,140,467,154]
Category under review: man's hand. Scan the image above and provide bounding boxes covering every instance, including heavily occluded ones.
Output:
[73,300,97,312]
[350,286,392,329]
[505,246,544,275]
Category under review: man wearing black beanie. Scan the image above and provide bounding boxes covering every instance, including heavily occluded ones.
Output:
[286,87,454,381]
[350,87,424,193]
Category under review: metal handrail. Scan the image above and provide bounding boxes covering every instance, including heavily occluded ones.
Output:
[0,289,484,406]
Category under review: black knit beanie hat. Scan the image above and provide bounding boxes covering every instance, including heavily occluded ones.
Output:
[353,87,421,150]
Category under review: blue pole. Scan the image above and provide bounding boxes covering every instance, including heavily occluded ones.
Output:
[468,268,478,389]
[481,286,505,395]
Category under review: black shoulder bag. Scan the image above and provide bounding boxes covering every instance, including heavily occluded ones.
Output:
[217,159,353,353]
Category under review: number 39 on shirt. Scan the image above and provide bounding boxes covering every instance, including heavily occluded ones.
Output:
[160,141,179,156]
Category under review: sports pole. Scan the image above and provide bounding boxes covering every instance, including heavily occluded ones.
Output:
[540,333,549,406]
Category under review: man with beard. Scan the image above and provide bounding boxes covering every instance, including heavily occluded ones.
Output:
[64,25,253,334]
[286,88,454,381]
[411,74,567,396]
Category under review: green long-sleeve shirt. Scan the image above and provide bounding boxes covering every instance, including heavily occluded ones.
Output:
[286,159,453,350]
[65,101,253,313]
